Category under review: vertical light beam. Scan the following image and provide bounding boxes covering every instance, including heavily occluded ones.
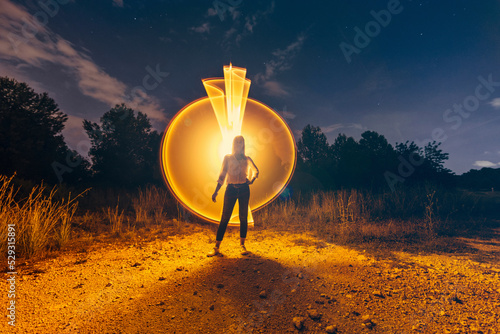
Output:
[203,64,251,159]
[202,64,253,223]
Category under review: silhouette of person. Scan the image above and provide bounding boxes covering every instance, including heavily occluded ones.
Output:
[207,135,259,257]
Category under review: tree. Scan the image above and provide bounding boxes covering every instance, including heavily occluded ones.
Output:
[458,167,500,191]
[0,77,87,184]
[330,133,364,188]
[423,141,451,174]
[358,131,397,188]
[293,125,333,189]
[297,124,329,164]
[359,131,393,156]
[83,104,161,187]
[395,140,422,160]
[394,140,453,185]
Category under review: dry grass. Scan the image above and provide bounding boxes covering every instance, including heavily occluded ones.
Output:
[132,186,170,226]
[70,185,183,241]
[0,175,18,256]
[254,186,488,246]
[103,202,125,235]
[5,174,492,259]
[0,175,87,258]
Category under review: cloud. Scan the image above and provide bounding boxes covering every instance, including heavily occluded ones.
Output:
[490,98,500,109]
[255,34,306,83]
[219,2,274,48]
[254,33,306,96]
[321,124,344,134]
[321,123,366,134]
[61,114,88,152]
[172,96,188,107]
[0,0,166,125]
[207,7,217,17]
[275,106,296,120]
[190,22,210,34]
[231,10,241,21]
[271,34,306,59]
[206,4,240,20]
[112,0,124,7]
[262,81,289,97]
[281,111,296,120]
[473,160,500,168]
[244,1,275,33]
[224,27,237,39]
[483,150,500,155]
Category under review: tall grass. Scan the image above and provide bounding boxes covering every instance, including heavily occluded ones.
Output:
[0,175,18,256]
[255,185,489,244]
[104,202,125,235]
[0,175,87,258]
[131,185,170,226]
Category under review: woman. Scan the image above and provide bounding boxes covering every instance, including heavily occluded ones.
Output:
[207,135,259,257]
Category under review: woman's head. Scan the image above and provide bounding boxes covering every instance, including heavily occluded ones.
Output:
[232,135,245,155]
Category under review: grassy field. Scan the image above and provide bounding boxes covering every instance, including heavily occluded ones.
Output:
[2,175,500,333]
[1,174,499,260]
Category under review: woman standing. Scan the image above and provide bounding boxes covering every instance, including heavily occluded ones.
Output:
[207,136,259,257]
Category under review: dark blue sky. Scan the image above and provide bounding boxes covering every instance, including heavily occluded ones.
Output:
[1,0,499,174]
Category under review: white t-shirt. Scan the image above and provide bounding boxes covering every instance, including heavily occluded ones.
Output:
[217,154,259,185]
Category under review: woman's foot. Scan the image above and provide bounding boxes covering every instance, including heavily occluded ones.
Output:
[240,245,249,255]
[207,247,220,257]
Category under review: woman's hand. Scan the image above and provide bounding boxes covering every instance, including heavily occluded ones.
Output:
[212,183,222,203]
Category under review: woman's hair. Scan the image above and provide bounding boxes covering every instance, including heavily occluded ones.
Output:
[232,135,245,155]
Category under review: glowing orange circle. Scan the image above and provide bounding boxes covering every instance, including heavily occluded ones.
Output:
[160,97,296,225]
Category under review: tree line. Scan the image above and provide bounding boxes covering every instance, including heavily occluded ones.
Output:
[1,76,498,192]
[293,124,454,192]
[0,77,161,188]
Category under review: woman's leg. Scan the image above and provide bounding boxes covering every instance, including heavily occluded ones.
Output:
[238,184,250,240]
[216,186,237,242]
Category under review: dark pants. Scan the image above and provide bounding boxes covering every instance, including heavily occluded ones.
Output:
[216,183,250,241]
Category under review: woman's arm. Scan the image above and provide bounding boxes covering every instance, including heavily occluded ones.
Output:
[213,155,228,202]
[217,155,229,185]
[212,183,222,202]
[247,157,259,184]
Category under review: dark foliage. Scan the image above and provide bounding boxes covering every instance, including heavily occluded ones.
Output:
[458,167,500,191]
[83,104,162,187]
[292,124,455,191]
[0,77,88,184]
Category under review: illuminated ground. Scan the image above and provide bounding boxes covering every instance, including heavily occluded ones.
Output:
[2,224,500,333]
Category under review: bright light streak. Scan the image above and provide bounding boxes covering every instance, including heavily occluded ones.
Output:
[160,65,296,225]
[203,64,251,161]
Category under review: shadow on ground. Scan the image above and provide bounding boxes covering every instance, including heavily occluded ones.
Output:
[80,253,323,333]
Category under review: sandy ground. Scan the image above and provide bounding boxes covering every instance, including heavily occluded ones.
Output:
[2,223,500,333]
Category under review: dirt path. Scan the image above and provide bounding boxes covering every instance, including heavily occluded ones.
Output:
[2,224,500,333]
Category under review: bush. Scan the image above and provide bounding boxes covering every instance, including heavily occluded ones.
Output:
[254,185,493,244]
[0,175,86,258]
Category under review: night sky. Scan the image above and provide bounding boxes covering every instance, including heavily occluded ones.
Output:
[1,0,500,174]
